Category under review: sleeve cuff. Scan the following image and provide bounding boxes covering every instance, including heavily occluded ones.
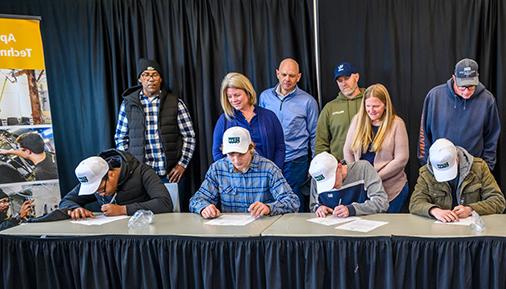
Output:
[347,205,356,216]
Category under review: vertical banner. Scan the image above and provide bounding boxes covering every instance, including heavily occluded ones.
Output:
[0,15,60,219]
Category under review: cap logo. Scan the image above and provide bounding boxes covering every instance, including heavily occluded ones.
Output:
[436,162,450,169]
[314,174,325,181]
[338,64,344,71]
[228,137,240,144]
[146,66,155,70]
[78,176,88,183]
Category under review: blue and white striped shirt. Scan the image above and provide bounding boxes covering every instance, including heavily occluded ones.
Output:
[189,152,300,215]
[115,91,196,176]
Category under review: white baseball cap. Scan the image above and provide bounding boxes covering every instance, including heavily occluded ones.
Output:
[429,138,458,182]
[75,156,109,195]
[309,152,338,194]
[222,126,252,154]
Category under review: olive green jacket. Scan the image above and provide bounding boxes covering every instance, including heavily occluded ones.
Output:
[315,89,364,160]
[409,147,505,217]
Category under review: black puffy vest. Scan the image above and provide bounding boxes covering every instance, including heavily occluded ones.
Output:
[122,87,182,172]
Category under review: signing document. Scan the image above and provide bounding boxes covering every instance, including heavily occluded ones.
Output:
[335,219,388,233]
[205,214,256,226]
[70,215,129,226]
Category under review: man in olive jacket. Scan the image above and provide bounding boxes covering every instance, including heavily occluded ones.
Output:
[410,138,505,223]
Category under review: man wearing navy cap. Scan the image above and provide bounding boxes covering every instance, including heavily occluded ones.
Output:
[418,58,501,169]
[315,62,365,160]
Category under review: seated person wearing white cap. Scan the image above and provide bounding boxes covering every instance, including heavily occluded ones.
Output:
[59,149,173,219]
[309,152,388,218]
[410,138,505,223]
[189,127,299,219]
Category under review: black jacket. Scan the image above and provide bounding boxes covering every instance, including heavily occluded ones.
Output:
[122,86,182,172]
[59,149,173,215]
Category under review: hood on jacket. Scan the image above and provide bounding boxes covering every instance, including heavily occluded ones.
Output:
[427,146,474,181]
[122,85,143,99]
[445,79,486,100]
[99,149,139,187]
[335,88,365,101]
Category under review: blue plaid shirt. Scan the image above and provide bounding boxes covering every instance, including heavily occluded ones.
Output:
[114,91,196,176]
[189,152,300,215]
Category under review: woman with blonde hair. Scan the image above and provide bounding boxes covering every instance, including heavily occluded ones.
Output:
[212,72,285,169]
[343,83,409,212]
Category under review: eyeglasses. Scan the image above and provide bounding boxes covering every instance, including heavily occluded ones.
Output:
[141,72,160,80]
[456,85,476,92]
[0,198,9,204]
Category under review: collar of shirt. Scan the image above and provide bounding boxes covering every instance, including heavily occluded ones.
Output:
[274,84,297,100]
[225,151,260,173]
[139,90,161,102]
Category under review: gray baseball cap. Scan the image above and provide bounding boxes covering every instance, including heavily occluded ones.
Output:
[454,58,479,87]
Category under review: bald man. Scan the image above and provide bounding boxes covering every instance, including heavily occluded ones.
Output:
[259,58,319,212]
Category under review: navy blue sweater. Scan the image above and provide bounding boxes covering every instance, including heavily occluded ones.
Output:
[418,79,500,169]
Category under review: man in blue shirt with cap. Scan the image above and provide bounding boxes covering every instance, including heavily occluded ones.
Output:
[259,58,319,212]
[418,58,501,170]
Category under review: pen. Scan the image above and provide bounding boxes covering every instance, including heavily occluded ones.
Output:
[109,193,117,204]
[338,198,342,206]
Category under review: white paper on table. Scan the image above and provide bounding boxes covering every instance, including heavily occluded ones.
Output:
[434,216,473,226]
[205,214,256,226]
[335,219,388,233]
[70,215,129,226]
[307,216,361,226]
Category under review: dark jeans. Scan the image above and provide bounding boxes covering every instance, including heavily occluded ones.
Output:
[387,182,410,213]
[283,155,310,212]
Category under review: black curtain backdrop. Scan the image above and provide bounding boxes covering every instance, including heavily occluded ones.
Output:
[0,0,316,207]
[318,0,506,194]
[1,0,506,206]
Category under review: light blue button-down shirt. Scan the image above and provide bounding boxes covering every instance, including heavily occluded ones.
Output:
[259,86,318,162]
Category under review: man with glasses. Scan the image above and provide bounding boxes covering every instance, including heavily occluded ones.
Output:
[114,59,196,209]
[418,58,501,169]
[59,149,173,219]
[0,189,33,230]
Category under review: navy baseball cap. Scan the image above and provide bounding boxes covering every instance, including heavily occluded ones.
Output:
[334,62,357,80]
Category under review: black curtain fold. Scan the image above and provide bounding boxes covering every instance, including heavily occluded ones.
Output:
[392,236,506,289]
[0,235,267,289]
[0,235,396,289]
[6,235,506,289]
[263,236,393,289]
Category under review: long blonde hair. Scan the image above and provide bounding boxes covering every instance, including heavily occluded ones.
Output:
[351,83,396,153]
[220,72,257,120]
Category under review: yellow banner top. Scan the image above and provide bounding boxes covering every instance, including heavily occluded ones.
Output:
[0,18,45,70]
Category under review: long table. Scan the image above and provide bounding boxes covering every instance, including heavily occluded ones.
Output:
[2,213,506,289]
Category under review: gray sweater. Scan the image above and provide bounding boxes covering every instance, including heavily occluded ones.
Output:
[310,160,389,215]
